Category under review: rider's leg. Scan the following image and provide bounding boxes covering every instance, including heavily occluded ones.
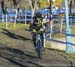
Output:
[32,33,36,47]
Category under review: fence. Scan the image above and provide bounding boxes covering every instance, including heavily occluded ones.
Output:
[0,10,32,23]
[0,9,75,23]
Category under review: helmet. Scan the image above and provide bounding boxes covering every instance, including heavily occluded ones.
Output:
[35,12,42,18]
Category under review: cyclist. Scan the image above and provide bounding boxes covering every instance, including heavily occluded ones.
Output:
[31,12,46,49]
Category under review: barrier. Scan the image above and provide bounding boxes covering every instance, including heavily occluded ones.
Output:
[0,9,75,23]
[0,9,32,23]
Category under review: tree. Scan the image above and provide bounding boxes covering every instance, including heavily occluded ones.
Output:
[1,0,8,29]
[8,0,21,28]
[39,0,50,9]
[1,0,8,14]
[12,0,21,8]
[28,0,38,17]
[69,0,75,14]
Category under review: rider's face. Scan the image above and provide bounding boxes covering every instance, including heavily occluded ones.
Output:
[37,18,41,22]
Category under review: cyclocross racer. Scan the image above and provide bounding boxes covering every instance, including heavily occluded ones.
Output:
[31,12,46,49]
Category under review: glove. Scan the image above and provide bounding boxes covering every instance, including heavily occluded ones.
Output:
[40,28,44,32]
[32,29,36,33]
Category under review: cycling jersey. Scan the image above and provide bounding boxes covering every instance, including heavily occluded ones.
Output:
[32,18,45,33]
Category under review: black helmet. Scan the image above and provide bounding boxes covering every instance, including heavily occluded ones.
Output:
[35,12,42,18]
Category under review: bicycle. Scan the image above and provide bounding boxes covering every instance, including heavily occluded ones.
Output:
[35,32,44,59]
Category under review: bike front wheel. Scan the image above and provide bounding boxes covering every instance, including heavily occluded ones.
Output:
[36,40,42,59]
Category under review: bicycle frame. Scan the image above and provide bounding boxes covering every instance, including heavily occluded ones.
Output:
[36,33,42,51]
[36,33,42,59]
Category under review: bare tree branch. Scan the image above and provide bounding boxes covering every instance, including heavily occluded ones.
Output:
[28,0,38,16]
[28,0,33,10]
[34,0,38,10]
[69,0,72,14]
